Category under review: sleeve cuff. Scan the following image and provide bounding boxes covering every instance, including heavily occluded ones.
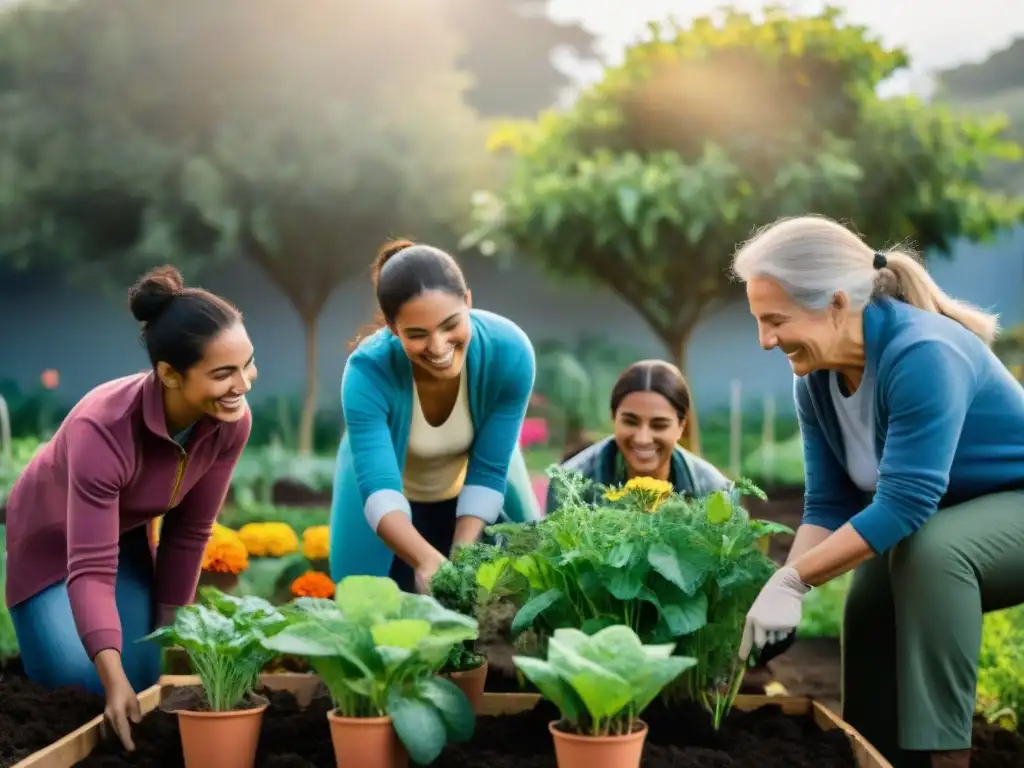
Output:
[82,629,123,659]
[848,504,915,555]
[365,489,412,532]
[457,485,504,524]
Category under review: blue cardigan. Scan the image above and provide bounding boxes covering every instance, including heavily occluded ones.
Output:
[329,308,542,581]
[798,297,1024,554]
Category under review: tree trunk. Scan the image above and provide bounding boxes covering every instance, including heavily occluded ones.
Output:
[297,311,320,455]
[668,336,702,457]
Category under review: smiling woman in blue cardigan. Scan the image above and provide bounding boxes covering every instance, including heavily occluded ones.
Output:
[330,240,541,594]
[732,215,1024,768]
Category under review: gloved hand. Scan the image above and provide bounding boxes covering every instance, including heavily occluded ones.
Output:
[738,566,811,661]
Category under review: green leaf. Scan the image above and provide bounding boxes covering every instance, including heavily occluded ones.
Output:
[706,491,734,524]
[416,677,475,743]
[335,575,404,622]
[647,543,706,595]
[370,619,432,650]
[512,656,584,721]
[387,688,448,765]
[659,592,709,637]
[511,588,564,636]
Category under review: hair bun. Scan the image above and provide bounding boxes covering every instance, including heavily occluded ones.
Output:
[372,239,415,285]
[128,265,185,324]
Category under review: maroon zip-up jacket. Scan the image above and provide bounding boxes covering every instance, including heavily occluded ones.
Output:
[4,372,251,659]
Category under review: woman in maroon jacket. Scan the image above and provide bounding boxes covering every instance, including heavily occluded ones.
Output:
[4,266,256,751]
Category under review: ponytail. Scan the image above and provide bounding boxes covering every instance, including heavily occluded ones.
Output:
[877,248,999,346]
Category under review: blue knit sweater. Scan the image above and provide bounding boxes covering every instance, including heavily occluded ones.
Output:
[329,309,542,581]
[798,297,1024,554]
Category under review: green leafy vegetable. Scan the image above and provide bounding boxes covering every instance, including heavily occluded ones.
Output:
[261,575,478,765]
[429,549,489,673]
[514,625,695,736]
[464,467,791,727]
[142,589,286,712]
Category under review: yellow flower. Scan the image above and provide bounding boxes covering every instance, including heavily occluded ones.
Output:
[237,522,299,558]
[302,525,330,560]
[604,476,674,512]
[290,570,336,599]
[202,524,249,574]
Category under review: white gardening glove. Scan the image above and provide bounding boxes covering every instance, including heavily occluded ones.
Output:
[738,566,811,661]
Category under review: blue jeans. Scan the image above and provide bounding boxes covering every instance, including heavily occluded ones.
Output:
[9,525,161,694]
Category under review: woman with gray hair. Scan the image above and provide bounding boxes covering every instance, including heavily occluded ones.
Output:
[731,214,1024,768]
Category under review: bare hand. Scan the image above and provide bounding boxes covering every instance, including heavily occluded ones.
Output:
[414,552,446,595]
[104,676,141,751]
[95,650,141,751]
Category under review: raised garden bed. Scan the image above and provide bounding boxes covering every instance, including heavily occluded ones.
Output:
[16,673,887,768]
[0,658,103,768]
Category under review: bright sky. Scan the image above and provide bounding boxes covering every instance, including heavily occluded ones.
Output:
[548,0,1024,96]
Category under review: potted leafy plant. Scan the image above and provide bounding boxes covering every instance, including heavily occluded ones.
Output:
[472,469,791,728]
[514,625,695,768]
[429,549,490,711]
[142,590,287,768]
[262,575,478,768]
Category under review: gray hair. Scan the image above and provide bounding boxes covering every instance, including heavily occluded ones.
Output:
[731,215,999,345]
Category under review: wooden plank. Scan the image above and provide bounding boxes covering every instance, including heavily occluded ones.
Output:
[813,701,893,768]
[15,675,890,768]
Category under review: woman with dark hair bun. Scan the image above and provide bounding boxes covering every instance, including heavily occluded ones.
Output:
[4,266,256,752]
[330,240,542,594]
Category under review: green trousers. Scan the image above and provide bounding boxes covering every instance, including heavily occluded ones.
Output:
[842,489,1024,768]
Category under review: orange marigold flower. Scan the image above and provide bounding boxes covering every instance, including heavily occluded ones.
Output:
[201,525,249,574]
[290,570,336,599]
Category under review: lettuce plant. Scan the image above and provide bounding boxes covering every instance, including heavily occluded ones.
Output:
[470,468,792,727]
[142,589,287,712]
[261,575,479,765]
[514,625,695,737]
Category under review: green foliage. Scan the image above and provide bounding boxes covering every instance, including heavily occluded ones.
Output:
[976,605,1024,729]
[469,469,790,726]
[429,550,489,673]
[261,576,478,765]
[743,434,805,487]
[0,526,18,662]
[0,0,492,452]
[797,571,850,638]
[142,589,287,711]
[465,6,1024,367]
[514,625,695,737]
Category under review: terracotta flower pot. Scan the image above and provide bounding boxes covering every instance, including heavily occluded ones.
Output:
[176,694,269,768]
[327,711,408,768]
[447,659,488,713]
[548,719,648,768]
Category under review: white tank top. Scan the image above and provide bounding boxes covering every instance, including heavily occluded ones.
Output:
[402,372,474,502]
[830,369,879,492]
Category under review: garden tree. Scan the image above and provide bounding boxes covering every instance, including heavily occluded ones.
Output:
[0,0,491,453]
[464,7,1024,455]
[936,38,1024,194]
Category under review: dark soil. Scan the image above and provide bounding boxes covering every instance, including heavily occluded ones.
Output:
[74,686,858,768]
[0,657,105,768]
[768,637,843,711]
[160,686,268,713]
